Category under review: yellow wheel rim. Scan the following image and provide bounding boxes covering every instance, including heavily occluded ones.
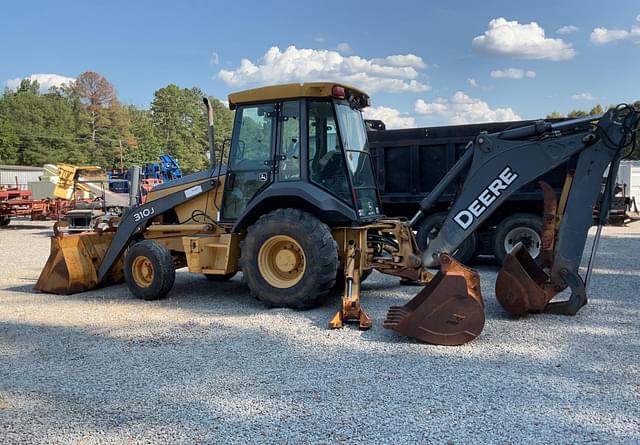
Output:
[258,235,306,288]
[131,256,154,288]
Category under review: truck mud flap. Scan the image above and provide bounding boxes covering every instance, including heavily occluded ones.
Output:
[383,254,485,346]
[34,233,124,294]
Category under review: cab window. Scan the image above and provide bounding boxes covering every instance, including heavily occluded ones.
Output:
[278,101,301,181]
[228,104,275,170]
[308,101,351,204]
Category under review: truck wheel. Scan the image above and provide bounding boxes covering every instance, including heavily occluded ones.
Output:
[493,213,543,265]
[416,213,477,264]
[204,271,237,281]
[239,208,339,308]
[124,240,175,300]
[0,216,10,227]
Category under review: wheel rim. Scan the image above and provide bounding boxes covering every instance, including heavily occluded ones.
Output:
[131,256,155,288]
[504,227,541,258]
[258,235,306,288]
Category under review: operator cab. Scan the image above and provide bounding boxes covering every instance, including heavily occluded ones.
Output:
[222,82,381,225]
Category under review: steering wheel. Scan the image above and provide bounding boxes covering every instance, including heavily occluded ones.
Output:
[318,150,342,170]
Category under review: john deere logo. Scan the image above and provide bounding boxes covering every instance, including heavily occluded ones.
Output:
[453,166,519,230]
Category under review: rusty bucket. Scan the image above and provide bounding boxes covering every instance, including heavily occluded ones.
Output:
[34,232,123,294]
[494,242,559,315]
[383,254,485,346]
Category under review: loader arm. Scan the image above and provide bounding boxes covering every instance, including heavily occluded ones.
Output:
[96,173,220,282]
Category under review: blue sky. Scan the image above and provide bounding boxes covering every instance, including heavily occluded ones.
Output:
[1,0,639,127]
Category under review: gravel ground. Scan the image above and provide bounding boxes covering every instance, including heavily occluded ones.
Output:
[0,220,638,444]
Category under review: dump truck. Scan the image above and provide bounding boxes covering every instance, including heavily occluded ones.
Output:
[366,120,569,264]
[35,83,640,346]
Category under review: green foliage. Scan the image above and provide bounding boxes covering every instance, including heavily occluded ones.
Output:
[567,109,588,118]
[546,111,565,119]
[630,100,640,160]
[0,74,234,171]
[151,85,208,172]
[0,108,19,163]
[589,104,604,115]
[0,80,83,165]
[553,102,640,159]
[122,105,162,167]
[150,85,233,172]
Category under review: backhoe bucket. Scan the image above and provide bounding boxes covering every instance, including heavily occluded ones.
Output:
[383,254,484,346]
[34,233,124,294]
[495,242,557,315]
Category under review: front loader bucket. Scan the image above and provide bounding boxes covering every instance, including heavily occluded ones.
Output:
[34,233,124,294]
[495,242,557,315]
[383,254,484,346]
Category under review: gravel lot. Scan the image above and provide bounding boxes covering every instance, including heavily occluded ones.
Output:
[1,220,638,444]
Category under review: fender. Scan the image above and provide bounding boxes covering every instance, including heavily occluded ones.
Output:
[232,182,359,232]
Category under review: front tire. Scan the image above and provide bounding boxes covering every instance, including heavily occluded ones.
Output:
[239,209,339,308]
[124,240,175,300]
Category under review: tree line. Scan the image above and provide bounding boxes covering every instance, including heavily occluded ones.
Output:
[547,102,640,159]
[1,73,638,169]
[0,71,234,172]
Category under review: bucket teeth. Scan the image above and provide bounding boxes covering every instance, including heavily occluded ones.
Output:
[383,254,485,346]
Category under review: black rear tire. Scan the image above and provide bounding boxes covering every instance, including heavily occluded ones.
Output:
[0,216,10,227]
[124,240,175,300]
[416,213,477,264]
[204,271,237,281]
[492,213,543,265]
[239,208,339,308]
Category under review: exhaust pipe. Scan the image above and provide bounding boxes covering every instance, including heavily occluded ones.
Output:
[203,97,216,169]
[128,166,141,206]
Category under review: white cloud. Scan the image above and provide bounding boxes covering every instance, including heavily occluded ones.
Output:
[571,92,596,101]
[5,73,75,91]
[210,52,220,65]
[557,25,579,34]
[375,54,426,69]
[217,45,430,94]
[590,23,640,45]
[467,78,479,88]
[335,42,351,54]
[472,17,576,61]
[363,105,415,129]
[415,99,449,115]
[415,91,521,125]
[490,68,536,79]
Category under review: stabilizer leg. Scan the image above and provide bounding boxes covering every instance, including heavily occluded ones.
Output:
[329,242,372,330]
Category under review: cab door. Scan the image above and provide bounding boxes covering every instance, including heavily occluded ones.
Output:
[221,102,277,220]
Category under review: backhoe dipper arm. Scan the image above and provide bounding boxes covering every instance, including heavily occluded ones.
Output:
[417,111,633,268]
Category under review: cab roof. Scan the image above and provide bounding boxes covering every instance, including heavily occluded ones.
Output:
[227,82,369,110]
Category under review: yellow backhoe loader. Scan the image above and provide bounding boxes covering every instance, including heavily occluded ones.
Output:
[35,83,639,346]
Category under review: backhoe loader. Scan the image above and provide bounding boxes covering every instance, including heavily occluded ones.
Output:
[35,82,639,346]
